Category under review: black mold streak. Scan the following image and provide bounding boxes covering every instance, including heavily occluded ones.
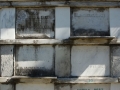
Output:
[72,29,109,36]
[16,68,54,77]
[16,8,55,39]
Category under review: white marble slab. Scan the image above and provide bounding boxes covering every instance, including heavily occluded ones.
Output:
[72,84,110,90]
[71,8,109,36]
[71,46,110,76]
[16,84,54,90]
[55,45,70,77]
[15,45,54,76]
[1,45,14,76]
[0,8,15,39]
[111,84,120,90]
[110,8,120,42]
[55,7,70,40]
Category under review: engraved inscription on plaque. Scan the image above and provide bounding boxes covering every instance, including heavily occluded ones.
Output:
[71,46,110,76]
[16,8,54,39]
[72,84,110,90]
[71,8,109,36]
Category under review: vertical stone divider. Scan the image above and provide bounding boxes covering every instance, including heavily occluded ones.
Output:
[55,7,70,40]
[0,8,15,76]
[111,46,120,77]
[55,45,70,77]
[110,8,120,42]
[0,8,15,39]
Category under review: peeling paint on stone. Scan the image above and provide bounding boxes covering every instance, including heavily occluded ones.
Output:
[71,46,110,76]
[71,8,109,36]
[15,45,54,77]
[55,45,70,77]
[16,8,55,39]
[1,45,14,77]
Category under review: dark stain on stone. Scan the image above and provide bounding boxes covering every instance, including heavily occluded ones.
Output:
[16,8,55,39]
[71,29,109,36]
[15,68,54,77]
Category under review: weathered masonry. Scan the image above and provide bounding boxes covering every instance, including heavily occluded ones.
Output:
[1,0,120,90]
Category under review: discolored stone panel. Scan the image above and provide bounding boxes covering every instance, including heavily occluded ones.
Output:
[15,45,54,77]
[111,46,120,77]
[16,8,55,39]
[71,8,109,36]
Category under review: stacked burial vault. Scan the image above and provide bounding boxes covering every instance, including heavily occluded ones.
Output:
[1,1,120,90]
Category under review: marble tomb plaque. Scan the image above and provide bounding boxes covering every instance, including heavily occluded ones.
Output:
[15,45,54,77]
[71,46,110,76]
[71,8,109,36]
[16,8,55,39]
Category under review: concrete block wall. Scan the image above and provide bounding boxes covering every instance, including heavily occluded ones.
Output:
[0,1,120,90]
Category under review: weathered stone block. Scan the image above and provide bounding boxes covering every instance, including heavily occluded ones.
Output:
[111,46,120,77]
[0,84,14,90]
[55,45,70,77]
[0,8,15,39]
[110,8,120,41]
[111,84,120,90]
[55,84,70,90]
[71,8,109,36]
[16,8,55,39]
[72,84,110,90]
[71,46,110,76]
[55,7,70,40]
[1,45,14,77]
[16,83,54,90]
[15,45,54,77]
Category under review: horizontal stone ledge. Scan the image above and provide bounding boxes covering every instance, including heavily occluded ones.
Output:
[0,1,120,7]
[70,36,115,39]
[56,77,118,84]
[0,37,115,45]
[0,77,118,84]
[0,76,57,83]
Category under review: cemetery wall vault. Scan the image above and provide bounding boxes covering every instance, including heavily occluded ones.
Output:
[1,0,120,90]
